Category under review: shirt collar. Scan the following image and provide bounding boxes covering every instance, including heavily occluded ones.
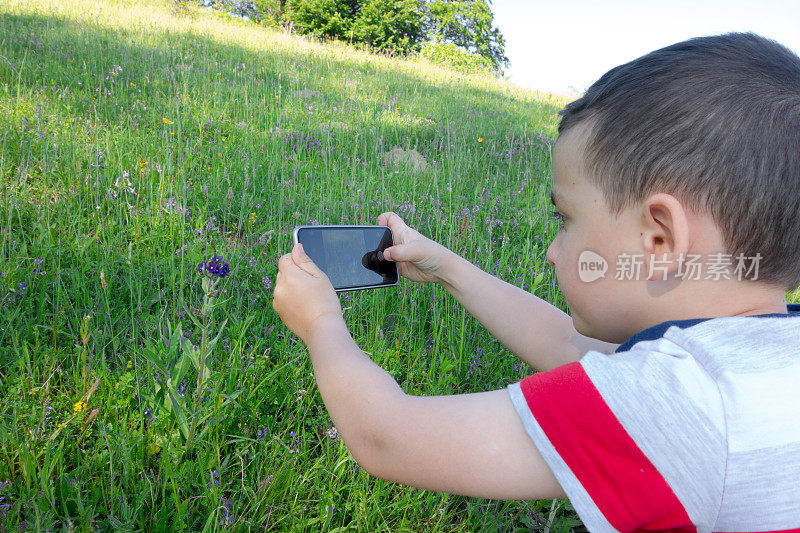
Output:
[615,303,800,353]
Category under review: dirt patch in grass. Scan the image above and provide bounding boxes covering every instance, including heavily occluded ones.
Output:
[382,147,428,173]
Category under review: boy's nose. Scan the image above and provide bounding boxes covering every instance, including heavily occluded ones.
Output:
[545,240,558,268]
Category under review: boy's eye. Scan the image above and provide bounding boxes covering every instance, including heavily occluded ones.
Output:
[551,210,566,230]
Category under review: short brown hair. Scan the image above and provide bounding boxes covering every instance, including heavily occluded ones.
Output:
[558,32,800,290]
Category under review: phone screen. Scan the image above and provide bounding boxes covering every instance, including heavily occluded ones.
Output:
[293,226,398,291]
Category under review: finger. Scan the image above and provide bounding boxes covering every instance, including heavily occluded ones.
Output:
[277,253,293,272]
[378,211,406,232]
[377,211,396,226]
[382,241,418,263]
[291,243,324,277]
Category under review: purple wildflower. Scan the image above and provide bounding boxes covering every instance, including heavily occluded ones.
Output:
[206,469,220,489]
[197,254,230,278]
[468,351,482,374]
[423,335,435,355]
[219,497,233,526]
[143,408,157,424]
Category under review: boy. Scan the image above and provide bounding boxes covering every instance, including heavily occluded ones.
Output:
[272,32,800,531]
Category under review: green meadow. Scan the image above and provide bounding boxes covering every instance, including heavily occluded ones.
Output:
[0,1,580,529]
[18,0,800,531]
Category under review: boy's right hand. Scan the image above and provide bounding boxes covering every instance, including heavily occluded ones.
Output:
[377,212,453,285]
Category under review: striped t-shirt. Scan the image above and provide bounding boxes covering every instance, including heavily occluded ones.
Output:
[507,304,800,532]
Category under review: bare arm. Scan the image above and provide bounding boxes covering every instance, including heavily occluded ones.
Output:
[438,252,618,371]
[305,316,566,501]
[378,212,618,372]
[274,241,566,500]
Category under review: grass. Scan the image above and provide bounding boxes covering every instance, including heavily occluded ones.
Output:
[0,0,584,530]
[5,0,796,531]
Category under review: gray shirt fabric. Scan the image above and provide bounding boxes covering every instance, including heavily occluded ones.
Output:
[508,306,800,532]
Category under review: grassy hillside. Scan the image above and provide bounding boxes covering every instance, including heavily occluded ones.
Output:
[0,0,586,529]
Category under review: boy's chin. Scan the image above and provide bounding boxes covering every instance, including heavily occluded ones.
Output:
[571,312,596,338]
[572,312,626,344]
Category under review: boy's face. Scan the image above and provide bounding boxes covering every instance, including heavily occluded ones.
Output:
[545,120,788,342]
[546,121,648,343]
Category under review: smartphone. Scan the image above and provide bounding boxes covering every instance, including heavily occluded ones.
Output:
[292,225,399,292]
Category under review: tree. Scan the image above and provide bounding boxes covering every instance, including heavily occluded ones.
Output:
[422,0,508,72]
[290,0,358,41]
[351,0,425,54]
[195,0,508,73]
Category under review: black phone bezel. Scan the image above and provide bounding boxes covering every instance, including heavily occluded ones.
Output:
[292,225,399,292]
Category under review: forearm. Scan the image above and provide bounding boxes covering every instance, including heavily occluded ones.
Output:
[437,253,616,371]
[305,314,405,467]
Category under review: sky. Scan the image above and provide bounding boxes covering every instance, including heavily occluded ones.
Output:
[492,0,800,96]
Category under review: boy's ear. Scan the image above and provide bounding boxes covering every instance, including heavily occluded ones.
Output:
[640,193,691,281]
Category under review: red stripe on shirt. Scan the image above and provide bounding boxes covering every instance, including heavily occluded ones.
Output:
[520,362,695,532]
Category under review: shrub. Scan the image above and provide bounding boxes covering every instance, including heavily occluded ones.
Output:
[291,0,356,41]
[351,0,424,55]
[420,41,492,75]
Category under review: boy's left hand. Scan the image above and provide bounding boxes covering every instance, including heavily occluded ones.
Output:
[273,243,342,343]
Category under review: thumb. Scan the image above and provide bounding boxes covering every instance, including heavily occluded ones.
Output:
[383,242,417,263]
[292,243,324,277]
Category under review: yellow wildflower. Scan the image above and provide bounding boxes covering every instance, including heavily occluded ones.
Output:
[162,117,174,125]
[478,137,483,143]
[73,401,85,413]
